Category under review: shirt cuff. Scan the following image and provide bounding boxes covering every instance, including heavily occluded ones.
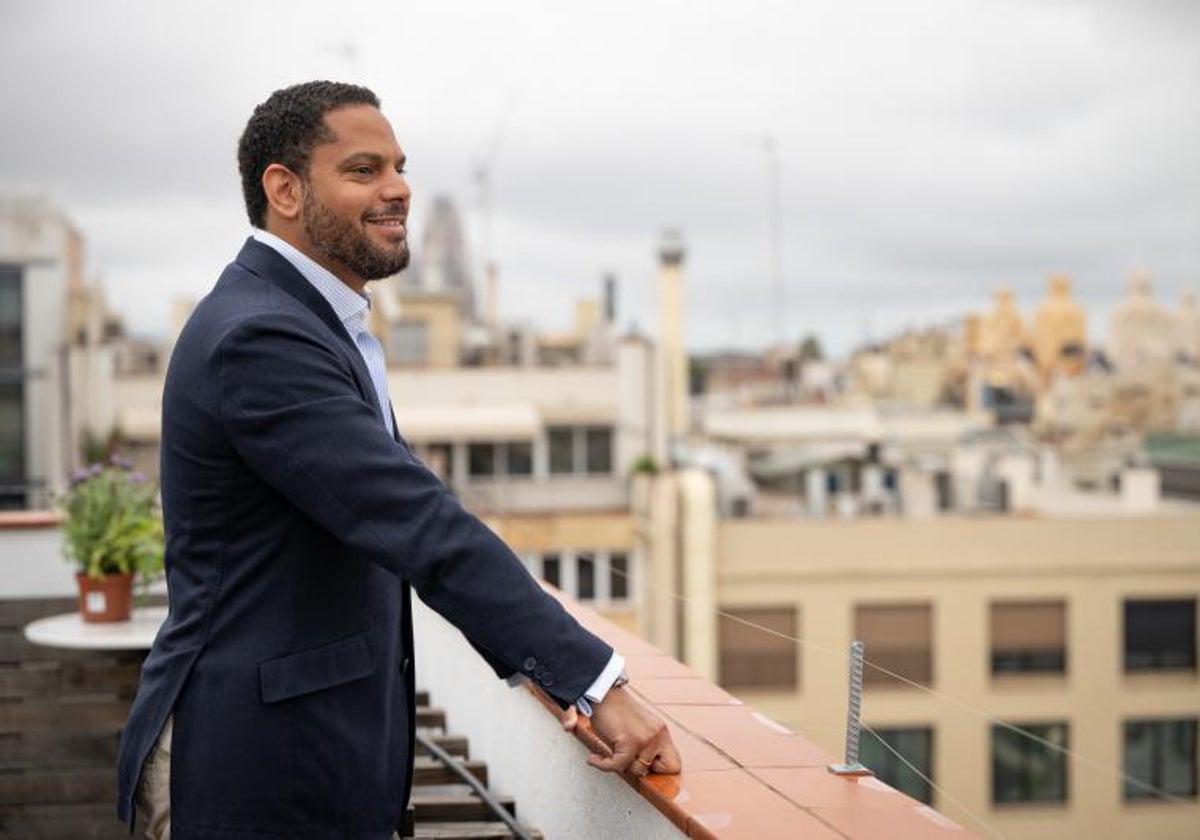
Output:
[505,651,626,717]
[583,651,627,704]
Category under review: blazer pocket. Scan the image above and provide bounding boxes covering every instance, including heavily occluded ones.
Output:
[259,633,376,704]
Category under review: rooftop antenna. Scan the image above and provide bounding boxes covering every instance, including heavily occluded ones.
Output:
[472,96,517,292]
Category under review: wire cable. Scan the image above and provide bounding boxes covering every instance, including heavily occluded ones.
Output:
[861,724,1010,840]
[604,563,1198,807]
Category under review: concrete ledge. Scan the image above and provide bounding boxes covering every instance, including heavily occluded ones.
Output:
[415,584,979,839]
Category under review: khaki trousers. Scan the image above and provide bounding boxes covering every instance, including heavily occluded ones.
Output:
[133,716,403,839]
[134,717,173,840]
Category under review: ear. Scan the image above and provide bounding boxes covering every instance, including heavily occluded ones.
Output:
[262,163,304,222]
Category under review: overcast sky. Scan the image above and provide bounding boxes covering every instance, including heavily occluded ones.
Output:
[2,0,1197,355]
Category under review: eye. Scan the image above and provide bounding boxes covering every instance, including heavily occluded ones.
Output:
[353,165,375,176]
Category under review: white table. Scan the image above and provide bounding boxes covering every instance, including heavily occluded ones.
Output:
[23,606,167,650]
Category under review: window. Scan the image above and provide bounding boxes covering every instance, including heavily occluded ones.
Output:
[0,266,21,366]
[1124,719,1197,801]
[718,607,798,691]
[505,442,533,477]
[992,722,1069,804]
[861,727,934,804]
[0,384,23,511]
[541,554,561,589]
[389,320,428,365]
[856,604,933,687]
[467,443,495,478]
[585,427,612,474]
[1124,599,1197,671]
[576,553,596,600]
[549,427,574,475]
[991,601,1066,675]
[609,552,629,601]
[548,426,615,476]
[0,266,23,511]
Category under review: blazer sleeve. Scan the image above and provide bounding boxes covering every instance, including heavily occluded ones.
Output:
[216,310,612,706]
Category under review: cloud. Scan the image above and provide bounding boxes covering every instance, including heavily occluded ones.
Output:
[1,0,1197,355]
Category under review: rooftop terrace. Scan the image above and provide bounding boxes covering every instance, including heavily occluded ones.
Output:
[1,512,977,838]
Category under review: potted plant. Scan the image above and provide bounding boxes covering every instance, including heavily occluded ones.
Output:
[60,456,165,623]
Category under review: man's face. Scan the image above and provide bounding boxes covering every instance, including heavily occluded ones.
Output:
[298,105,411,288]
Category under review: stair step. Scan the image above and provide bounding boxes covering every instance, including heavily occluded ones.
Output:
[415,689,430,706]
[415,733,469,759]
[411,784,516,822]
[416,706,446,729]
[412,755,489,786]
[413,821,543,839]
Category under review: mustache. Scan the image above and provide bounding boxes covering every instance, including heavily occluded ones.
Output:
[363,203,407,221]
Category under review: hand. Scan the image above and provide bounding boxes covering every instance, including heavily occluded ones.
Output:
[568,685,682,777]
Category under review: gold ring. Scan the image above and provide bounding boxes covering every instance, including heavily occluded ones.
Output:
[635,756,653,768]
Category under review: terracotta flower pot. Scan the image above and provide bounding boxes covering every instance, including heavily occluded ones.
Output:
[75,572,134,623]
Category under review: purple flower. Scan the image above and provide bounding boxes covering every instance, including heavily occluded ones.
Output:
[70,468,89,486]
[128,472,148,484]
[88,463,103,476]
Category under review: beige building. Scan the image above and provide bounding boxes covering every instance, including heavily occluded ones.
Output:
[0,197,129,508]
[633,461,1200,840]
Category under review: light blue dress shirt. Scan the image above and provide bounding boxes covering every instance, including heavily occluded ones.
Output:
[251,229,394,437]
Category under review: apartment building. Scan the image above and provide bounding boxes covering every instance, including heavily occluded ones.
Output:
[633,467,1200,839]
[384,339,659,631]
[0,198,86,510]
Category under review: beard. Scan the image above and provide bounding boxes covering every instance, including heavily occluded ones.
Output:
[301,187,410,282]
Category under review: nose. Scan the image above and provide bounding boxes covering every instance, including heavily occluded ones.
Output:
[382,167,411,206]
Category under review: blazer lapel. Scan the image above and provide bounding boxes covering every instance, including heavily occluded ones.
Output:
[234,237,388,424]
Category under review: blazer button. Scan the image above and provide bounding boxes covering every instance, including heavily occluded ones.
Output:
[543,673,554,687]
[523,657,537,672]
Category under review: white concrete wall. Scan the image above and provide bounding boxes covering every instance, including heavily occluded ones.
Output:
[0,525,74,598]
[457,476,629,513]
[388,367,618,407]
[412,599,683,840]
[616,337,656,475]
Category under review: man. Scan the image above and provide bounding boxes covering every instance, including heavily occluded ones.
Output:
[116,81,680,839]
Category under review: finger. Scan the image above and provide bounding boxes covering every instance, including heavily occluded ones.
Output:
[631,753,657,777]
[560,706,579,732]
[650,734,683,774]
[650,750,682,774]
[588,752,626,772]
[588,739,637,773]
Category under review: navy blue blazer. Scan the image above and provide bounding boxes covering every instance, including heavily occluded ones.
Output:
[116,238,612,838]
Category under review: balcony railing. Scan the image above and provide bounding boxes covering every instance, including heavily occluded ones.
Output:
[415,586,979,839]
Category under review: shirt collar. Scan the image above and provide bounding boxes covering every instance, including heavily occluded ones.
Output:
[251,229,370,329]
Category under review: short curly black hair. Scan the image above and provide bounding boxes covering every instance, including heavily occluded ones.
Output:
[237,81,381,228]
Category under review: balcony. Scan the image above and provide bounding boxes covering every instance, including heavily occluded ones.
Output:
[0,512,975,838]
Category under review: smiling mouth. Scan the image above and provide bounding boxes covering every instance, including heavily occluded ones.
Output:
[365,216,407,238]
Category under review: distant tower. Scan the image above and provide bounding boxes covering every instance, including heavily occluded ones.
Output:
[603,273,617,324]
[1108,272,1173,370]
[1032,274,1087,381]
[658,230,688,451]
[409,195,475,320]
